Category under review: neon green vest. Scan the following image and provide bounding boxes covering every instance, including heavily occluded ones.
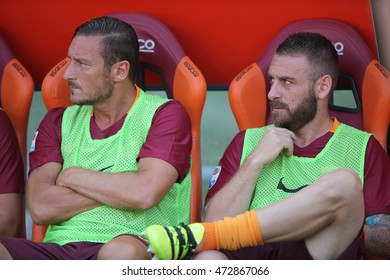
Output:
[44,90,191,245]
[241,124,371,210]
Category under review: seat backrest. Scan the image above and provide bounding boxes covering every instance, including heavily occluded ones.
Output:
[36,12,206,242]
[228,18,390,152]
[0,34,35,170]
[0,33,34,238]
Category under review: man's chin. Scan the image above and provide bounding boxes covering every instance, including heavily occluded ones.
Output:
[272,115,286,127]
[70,98,92,106]
[273,118,292,130]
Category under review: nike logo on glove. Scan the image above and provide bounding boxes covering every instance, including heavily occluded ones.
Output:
[277,177,308,193]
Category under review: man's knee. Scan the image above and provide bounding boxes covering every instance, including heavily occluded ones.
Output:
[308,168,364,223]
[97,236,150,260]
[192,250,229,260]
[0,243,13,260]
[319,169,363,203]
[333,168,362,188]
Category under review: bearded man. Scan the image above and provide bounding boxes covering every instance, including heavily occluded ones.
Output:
[145,32,390,260]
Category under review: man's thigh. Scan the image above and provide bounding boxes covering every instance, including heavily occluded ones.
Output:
[0,236,103,260]
[222,232,363,260]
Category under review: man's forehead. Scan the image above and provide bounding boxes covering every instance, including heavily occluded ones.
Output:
[69,35,101,51]
[268,54,310,77]
[68,36,103,59]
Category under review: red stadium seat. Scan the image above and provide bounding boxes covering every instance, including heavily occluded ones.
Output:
[0,33,34,238]
[228,18,390,153]
[34,12,206,242]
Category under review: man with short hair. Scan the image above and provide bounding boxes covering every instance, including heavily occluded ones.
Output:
[0,15,192,260]
[145,32,390,260]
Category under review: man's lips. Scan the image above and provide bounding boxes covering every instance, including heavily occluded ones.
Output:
[270,101,288,110]
[68,82,81,90]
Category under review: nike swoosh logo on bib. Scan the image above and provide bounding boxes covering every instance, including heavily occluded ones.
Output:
[99,165,114,172]
[277,177,308,193]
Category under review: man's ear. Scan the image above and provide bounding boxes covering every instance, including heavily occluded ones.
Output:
[315,74,333,99]
[112,61,130,82]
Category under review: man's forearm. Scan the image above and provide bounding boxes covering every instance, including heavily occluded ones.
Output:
[29,184,101,225]
[204,159,263,222]
[57,158,179,211]
[28,162,102,225]
[363,214,390,259]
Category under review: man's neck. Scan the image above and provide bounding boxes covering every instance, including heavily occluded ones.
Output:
[92,86,137,130]
[293,117,334,148]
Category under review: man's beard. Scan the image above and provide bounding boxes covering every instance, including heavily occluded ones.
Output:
[72,73,114,106]
[270,88,317,132]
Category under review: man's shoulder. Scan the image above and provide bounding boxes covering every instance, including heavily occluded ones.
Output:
[339,123,371,136]
[0,109,13,133]
[154,99,190,119]
[40,107,67,129]
[245,124,273,138]
[46,106,67,118]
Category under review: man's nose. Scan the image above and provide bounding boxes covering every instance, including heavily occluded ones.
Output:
[62,63,73,81]
[268,83,281,100]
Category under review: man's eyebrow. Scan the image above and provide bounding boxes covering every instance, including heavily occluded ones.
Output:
[280,75,295,80]
[74,57,87,64]
[68,55,88,64]
[267,73,295,80]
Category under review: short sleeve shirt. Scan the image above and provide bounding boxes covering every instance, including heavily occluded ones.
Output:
[29,100,192,182]
[0,110,25,194]
[206,129,390,218]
